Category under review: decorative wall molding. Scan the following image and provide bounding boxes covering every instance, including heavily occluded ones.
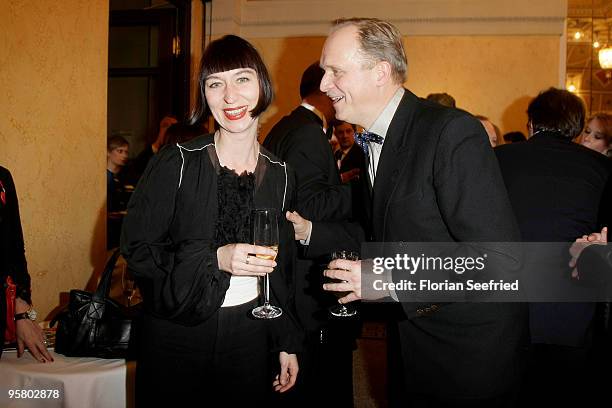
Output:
[210,0,567,37]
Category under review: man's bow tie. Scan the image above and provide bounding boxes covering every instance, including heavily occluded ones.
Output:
[354,131,384,159]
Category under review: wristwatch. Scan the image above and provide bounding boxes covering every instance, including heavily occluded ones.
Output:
[14,307,37,322]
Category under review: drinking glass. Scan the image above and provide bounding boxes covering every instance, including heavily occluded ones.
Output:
[329,250,359,318]
[251,208,282,319]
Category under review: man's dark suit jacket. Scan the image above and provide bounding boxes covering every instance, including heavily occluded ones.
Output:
[578,244,612,276]
[495,132,611,347]
[263,106,359,331]
[264,106,351,223]
[369,90,527,400]
[339,143,366,175]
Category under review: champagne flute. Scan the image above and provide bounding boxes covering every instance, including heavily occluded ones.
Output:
[251,208,283,319]
[329,250,359,318]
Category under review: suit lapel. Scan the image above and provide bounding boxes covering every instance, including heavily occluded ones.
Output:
[371,91,419,234]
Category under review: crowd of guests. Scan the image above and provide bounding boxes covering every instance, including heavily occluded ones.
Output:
[3,15,611,408]
[426,91,612,156]
[122,19,612,408]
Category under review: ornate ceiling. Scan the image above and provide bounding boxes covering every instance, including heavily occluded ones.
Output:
[568,0,612,17]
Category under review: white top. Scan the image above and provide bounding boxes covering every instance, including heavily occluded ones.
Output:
[221,276,259,307]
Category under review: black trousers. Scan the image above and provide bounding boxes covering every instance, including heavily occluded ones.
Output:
[521,343,599,406]
[135,299,270,407]
[273,326,355,408]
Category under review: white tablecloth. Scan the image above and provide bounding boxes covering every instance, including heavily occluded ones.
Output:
[0,350,135,408]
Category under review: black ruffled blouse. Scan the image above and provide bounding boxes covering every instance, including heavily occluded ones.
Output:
[215,167,254,247]
[121,134,302,353]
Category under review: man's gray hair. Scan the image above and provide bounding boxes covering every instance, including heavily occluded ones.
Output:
[332,18,407,84]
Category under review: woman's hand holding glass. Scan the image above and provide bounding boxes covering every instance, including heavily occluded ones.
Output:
[217,243,277,276]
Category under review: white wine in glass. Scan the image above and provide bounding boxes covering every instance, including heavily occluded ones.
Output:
[251,209,282,319]
[255,245,278,261]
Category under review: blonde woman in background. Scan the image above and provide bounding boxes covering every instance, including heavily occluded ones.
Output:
[580,113,612,157]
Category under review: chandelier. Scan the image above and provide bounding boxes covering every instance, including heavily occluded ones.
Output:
[600,46,612,69]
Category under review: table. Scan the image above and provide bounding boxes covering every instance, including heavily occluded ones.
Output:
[0,350,135,408]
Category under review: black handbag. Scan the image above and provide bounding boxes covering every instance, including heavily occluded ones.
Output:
[51,249,139,359]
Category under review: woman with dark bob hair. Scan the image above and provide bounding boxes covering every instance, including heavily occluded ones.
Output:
[121,35,302,406]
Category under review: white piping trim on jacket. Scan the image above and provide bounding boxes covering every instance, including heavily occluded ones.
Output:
[259,152,288,211]
[177,142,213,188]
[177,143,288,210]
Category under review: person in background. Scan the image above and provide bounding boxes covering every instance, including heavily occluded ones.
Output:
[426,92,456,108]
[0,166,53,363]
[125,114,178,186]
[503,131,527,143]
[329,133,340,157]
[107,136,130,211]
[121,35,301,407]
[264,62,350,220]
[580,112,612,157]
[495,87,611,406]
[263,62,358,408]
[107,135,130,249]
[334,121,365,184]
[475,115,501,147]
[163,122,202,146]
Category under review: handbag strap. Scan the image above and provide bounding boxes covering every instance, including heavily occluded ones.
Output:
[93,249,122,302]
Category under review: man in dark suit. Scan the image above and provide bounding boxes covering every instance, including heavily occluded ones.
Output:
[495,88,611,405]
[318,18,527,406]
[334,121,366,183]
[263,62,360,407]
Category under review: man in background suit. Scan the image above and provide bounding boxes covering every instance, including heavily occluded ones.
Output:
[263,62,359,407]
[124,114,177,186]
[495,88,611,405]
[334,121,366,184]
[318,18,527,406]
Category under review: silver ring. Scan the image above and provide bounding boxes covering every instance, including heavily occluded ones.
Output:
[246,255,250,265]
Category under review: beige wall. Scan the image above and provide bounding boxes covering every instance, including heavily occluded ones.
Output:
[0,2,109,319]
[404,36,560,136]
[251,36,560,139]
[250,37,327,138]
